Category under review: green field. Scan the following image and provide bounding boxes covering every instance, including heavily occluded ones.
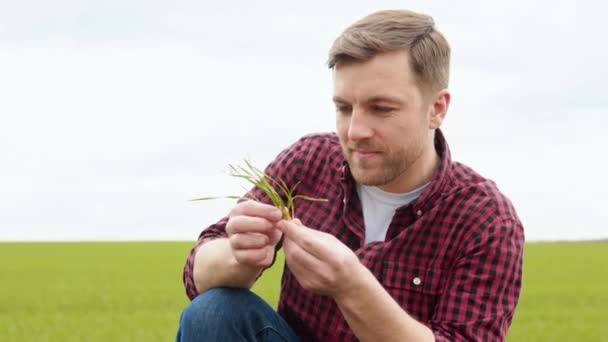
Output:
[0,241,606,341]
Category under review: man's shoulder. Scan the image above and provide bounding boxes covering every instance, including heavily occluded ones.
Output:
[283,132,344,182]
[289,132,342,159]
[446,161,520,224]
[298,132,340,146]
[448,161,489,188]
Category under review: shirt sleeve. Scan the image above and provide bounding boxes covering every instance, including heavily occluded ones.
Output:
[430,216,524,341]
[182,136,307,300]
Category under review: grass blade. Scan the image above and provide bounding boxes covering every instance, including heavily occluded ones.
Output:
[193,160,327,220]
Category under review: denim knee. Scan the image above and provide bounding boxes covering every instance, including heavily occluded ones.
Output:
[177,288,299,342]
[179,288,266,336]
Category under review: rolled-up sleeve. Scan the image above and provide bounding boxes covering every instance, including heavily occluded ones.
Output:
[182,216,230,300]
[431,218,525,341]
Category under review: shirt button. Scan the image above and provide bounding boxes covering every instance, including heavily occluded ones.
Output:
[416,209,422,216]
[412,277,421,286]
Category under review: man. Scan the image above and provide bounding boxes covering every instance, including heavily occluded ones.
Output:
[178,9,524,342]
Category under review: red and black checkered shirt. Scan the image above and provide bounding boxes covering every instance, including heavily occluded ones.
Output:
[183,129,524,341]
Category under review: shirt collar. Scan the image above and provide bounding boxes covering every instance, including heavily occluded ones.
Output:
[413,128,451,214]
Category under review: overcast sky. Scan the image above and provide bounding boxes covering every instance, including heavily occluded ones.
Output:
[1,0,606,242]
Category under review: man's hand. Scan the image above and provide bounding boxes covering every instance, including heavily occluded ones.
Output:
[192,200,282,293]
[279,219,435,342]
[226,200,283,268]
[278,219,364,298]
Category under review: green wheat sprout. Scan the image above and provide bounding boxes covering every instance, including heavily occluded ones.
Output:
[191,159,327,220]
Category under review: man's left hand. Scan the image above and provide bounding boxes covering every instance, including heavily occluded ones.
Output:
[278,219,364,298]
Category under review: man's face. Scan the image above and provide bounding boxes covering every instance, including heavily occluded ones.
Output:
[333,50,436,193]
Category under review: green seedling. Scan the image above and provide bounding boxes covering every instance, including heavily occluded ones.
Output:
[192,159,327,220]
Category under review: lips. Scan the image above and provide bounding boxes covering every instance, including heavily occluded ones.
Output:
[352,149,381,160]
[353,150,378,155]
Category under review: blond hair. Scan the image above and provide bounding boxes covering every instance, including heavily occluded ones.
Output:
[328,10,450,93]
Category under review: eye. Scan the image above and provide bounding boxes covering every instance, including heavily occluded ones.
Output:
[335,105,352,115]
[371,105,394,113]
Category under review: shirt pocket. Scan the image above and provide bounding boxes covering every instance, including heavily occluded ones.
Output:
[381,260,446,323]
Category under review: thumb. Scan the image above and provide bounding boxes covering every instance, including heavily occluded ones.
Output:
[292,218,303,226]
[268,226,283,245]
[277,219,297,238]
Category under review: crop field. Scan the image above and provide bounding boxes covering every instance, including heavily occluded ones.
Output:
[0,241,606,341]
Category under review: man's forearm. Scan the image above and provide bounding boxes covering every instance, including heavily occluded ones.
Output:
[192,238,264,294]
[334,265,435,342]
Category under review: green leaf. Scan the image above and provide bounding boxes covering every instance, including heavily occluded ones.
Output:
[192,159,327,220]
[293,195,329,202]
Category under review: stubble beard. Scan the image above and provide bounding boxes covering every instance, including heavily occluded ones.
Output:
[342,140,420,187]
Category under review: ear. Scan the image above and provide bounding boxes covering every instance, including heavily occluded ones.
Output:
[427,89,450,129]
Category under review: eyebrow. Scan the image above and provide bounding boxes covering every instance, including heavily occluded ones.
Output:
[332,96,348,104]
[332,95,403,105]
[367,96,403,105]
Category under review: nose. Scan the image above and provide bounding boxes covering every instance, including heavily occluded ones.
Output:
[347,108,374,141]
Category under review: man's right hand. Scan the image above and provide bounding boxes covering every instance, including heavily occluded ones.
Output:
[225,200,283,268]
[192,200,283,293]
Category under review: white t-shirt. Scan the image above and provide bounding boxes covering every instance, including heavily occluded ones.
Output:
[357,183,428,244]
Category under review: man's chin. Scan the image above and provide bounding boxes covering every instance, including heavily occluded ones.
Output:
[350,168,383,186]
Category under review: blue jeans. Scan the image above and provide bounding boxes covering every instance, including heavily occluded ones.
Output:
[176,288,300,342]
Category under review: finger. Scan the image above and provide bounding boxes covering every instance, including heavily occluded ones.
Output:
[283,238,307,275]
[229,232,269,249]
[283,237,331,288]
[278,220,331,259]
[283,237,324,274]
[229,200,283,222]
[233,246,274,267]
[233,249,267,265]
[267,227,283,246]
[226,215,276,235]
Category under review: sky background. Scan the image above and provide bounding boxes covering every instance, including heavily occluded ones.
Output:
[1,0,606,242]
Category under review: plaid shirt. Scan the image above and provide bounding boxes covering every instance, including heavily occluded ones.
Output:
[183,129,524,341]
